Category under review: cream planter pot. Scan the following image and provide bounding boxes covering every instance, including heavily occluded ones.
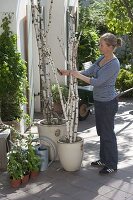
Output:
[57,136,84,171]
[37,120,66,161]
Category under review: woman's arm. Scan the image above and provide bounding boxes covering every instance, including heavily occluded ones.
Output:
[57,68,91,84]
[71,71,91,84]
[58,62,95,77]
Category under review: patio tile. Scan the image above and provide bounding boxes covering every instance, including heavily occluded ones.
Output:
[106,169,133,183]
[33,188,74,200]
[126,195,133,200]
[38,192,74,200]
[0,98,133,200]
[92,196,111,200]
[116,182,133,195]
[0,194,9,200]
[103,189,132,200]
[71,189,110,200]
[5,190,39,200]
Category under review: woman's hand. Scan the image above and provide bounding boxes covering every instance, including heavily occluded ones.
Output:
[57,68,70,76]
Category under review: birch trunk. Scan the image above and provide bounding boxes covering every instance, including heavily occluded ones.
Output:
[31,0,80,143]
[31,0,55,124]
[57,9,80,142]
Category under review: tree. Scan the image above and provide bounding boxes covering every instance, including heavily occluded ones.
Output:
[0,15,28,125]
[78,0,109,69]
[105,0,133,65]
[31,0,80,143]
[78,5,100,69]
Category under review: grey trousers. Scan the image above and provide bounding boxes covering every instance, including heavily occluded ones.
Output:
[94,98,118,169]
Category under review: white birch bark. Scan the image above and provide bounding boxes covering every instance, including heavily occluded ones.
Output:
[57,9,80,142]
[31,0,80,142]
[31,0,55,124]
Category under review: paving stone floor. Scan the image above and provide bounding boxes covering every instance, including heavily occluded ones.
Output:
[0,98,133,200]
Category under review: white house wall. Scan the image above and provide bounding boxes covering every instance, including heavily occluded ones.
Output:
[33,0,69,112]
[16,0,28,58]
[0,0,28,57]
[0,0,17,33]
[42,0,68,84]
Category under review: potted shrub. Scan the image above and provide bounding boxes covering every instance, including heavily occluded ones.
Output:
[7,132,40,186]
[21,155,30,184]
[27,146,41,178]
[7,146,23,188]
[25,133,41,178]
[7,133,30,186]
[0,14,28,130]
[31,0,84,171]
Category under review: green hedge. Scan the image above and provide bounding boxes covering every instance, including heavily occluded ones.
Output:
[116,68,133,97]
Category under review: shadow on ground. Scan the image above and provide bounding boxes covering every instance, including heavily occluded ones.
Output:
[0,98,133,200]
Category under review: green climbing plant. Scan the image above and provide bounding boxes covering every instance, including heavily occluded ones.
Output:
[0,14,28,123]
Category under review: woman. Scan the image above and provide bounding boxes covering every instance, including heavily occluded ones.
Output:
[58,33,122,174]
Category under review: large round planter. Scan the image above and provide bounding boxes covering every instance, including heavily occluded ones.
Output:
[57,136,84,171]
[37,120,66,161]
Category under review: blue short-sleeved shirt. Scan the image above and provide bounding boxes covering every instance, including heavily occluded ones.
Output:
[81,55,120,102]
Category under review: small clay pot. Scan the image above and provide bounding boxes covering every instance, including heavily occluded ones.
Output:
[10,178,21,188]
[21,174,30,184]
[30,171,39,178]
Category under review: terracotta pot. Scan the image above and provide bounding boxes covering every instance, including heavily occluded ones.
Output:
[10,178,21,188]
[21,174,30,184]
[30,171,39,178]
